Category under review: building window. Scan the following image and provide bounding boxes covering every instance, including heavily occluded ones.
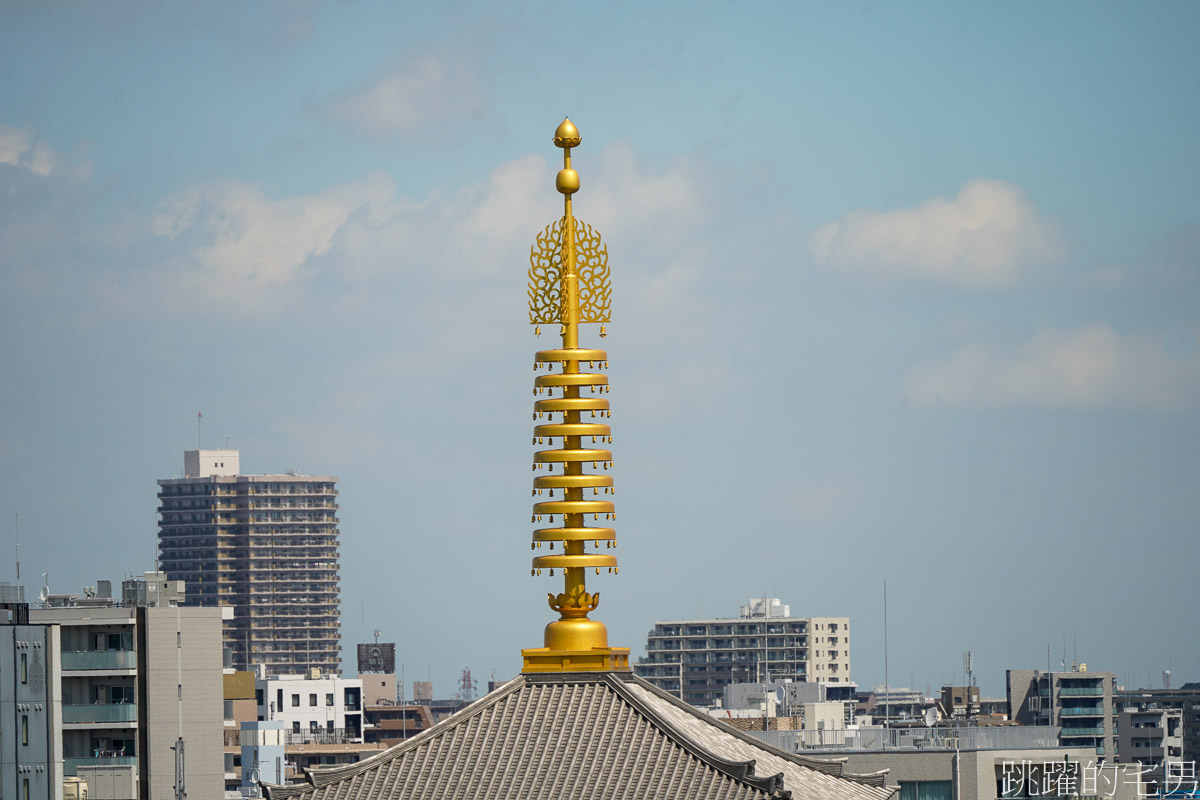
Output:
[20,652,27,684]
[21,714,29,745]
[292,721,300,733]
[326,693,334,706]
[309,693,318,707]
[310,721,319,732]
[291,694,300,707]
[900,782,952,800]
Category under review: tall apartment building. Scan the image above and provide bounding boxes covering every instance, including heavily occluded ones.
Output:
[157,449,341,676]
[634,598,851,707]
[29,580,225,800]
[1007,666,1116,761]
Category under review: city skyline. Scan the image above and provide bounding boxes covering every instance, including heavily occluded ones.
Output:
[1,2,1198,699]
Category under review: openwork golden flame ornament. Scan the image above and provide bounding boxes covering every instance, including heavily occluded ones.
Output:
[521,119,630,673]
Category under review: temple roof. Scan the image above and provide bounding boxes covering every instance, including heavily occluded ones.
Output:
[263,672,895,800]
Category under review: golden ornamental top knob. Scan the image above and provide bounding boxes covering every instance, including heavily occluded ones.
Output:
[553,118,581,149]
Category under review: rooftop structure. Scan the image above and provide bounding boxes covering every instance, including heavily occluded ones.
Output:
[635,599,851,707]
[260,119,900,800]
[157,450,341,676]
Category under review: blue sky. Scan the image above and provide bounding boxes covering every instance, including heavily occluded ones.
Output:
[1,1,1197,699]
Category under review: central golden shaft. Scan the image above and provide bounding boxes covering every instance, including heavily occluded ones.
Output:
[561,146,586,604]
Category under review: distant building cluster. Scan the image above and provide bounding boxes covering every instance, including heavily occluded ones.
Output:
[3,453,1196,799]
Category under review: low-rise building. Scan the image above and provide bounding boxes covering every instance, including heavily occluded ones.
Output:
[362,704,434,747]
[1116,707,1184,791]
[747,725,1148,800]
[256,672,364,744]
[1117,684,1200,771]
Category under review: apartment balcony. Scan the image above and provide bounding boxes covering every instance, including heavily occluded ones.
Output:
[63,703,138,724]
[64,756,137,776]
[1060,726,1105,737]
[61,650,135,671]
[1060,706,1104,716]
[1059,686,1104,696]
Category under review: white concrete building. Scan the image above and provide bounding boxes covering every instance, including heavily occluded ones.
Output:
[255,673,363,744]
[635,598,851,707]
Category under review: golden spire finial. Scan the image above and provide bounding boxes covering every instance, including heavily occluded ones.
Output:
[522,119,628,674]
[553,117,581,149]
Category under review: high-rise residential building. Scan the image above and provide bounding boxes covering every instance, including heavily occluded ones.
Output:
[1007,666,1116,761]
[634,597,852,707]
[157,449,341,676]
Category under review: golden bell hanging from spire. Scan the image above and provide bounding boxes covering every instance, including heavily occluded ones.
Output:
[521,119,629,674]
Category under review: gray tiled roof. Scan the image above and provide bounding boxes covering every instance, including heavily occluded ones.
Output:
[263,672,898,800]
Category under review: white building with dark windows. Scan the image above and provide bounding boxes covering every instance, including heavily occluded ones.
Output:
[157,449,341,676]
[256,673,364,745]
[634,598,851,707]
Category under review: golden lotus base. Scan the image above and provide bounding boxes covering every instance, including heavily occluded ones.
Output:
[521,646,630,673]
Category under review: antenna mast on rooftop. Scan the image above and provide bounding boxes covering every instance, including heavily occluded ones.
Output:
[197,411,202,449]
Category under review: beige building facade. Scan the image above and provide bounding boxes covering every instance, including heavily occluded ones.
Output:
[30,600,225,800]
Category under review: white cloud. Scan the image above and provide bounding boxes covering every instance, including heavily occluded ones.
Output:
[152,172,396,299]
[811,180,1065,288]
[0,123,64,176]
[905,324,1200,409]
[319,48,487,141]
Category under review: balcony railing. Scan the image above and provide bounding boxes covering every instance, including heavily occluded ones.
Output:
[285,728,361,745]
[1059,686,1103,696]
[63,756,137,776]
[1061,706,1104,716]
[1060,727,1105,737]
[63,703,137,724]
[61,650,135,671]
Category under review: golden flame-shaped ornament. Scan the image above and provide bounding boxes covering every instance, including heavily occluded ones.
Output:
[521,119,630,673]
